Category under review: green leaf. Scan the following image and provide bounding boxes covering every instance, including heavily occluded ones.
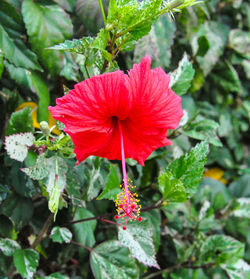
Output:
[48,38,85,52]
[5,132,35,162]
[166,141,209,197]
[44,156,68,216]
[0,51,4,78]
[72,208,97,248]
[75,0,106,34]
[183,118,222,147]
[0,192,34,230]
[231,198,250,219]
[118,219,159,268]
[5,61,50,122]
[191,21,229,76]
[229,29,250,59]
[218,110,233,137]
[82,157,107,202]
[223,259,250,279]
[10,162,40,198]
[200,235,244,265]
[210,61,242,94]
[90,240,139,279]
[199,178,232,211]
[97,165,120,201]
[54,0,76,12]
[60,53,78,82]
[134,14,176,68]
[0,0,24,37]
[229,174,250,198]
[49,36,109,74]
[158,171,187,202]
[13,248,39,279]
[6,107,34,136]
[216,147,235,169]
[141,210,161,251]
[50,227,72,244]
[108,0,162,47]
[93,29,109,50]
[22,0,73,76]
[0,238,20,256]
[0,216,13,238]
[0,25,42,71]
[22,154,49,180]
[170,53,195,96]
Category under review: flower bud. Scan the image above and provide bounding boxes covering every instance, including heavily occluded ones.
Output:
[40,121,50,136]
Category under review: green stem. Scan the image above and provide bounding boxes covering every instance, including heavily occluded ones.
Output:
[71,240,92,252]
[98,0,107,24]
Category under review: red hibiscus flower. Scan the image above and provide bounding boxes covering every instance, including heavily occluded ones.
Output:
[49,56,183,166]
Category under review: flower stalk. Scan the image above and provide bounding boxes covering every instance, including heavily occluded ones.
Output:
[115,120,142,230]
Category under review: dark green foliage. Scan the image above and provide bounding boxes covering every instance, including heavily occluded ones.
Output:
[0,0,249,278]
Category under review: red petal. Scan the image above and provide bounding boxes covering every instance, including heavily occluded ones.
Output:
[49,70,131,134]
[120,56,183,165]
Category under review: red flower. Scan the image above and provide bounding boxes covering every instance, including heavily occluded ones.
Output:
[49,56,183,166]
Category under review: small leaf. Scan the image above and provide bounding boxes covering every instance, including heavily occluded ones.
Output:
[229,29,250,59]
[183,118,222,147]
[231,198,250,219]
[158,171,187,202]
[50,227,72,244]
[90,240,139,279]
[166,141,209,197]
[48,38,84,51]
[22,154,49,180]
[97,164,120,201]
[229,174,250,198]
[118,219,159,268]
[0,238,21,256]
[6,106,34,135]
[210,61,242,94]
[13,248,39,279]
[170,53,195,96]
[5,132,35,162]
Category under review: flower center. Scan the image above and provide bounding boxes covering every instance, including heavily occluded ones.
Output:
[114,120,142,230]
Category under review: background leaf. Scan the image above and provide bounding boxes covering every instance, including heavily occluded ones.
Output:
[13,248,39,279]
[22,0,73,76]
[50,227,72,244]
[90,240,139,279]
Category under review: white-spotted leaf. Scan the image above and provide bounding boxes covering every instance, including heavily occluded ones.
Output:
[90,240,139,279]
[118,220,159,268]
[5,133,35,162]
[50,227,72,244]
